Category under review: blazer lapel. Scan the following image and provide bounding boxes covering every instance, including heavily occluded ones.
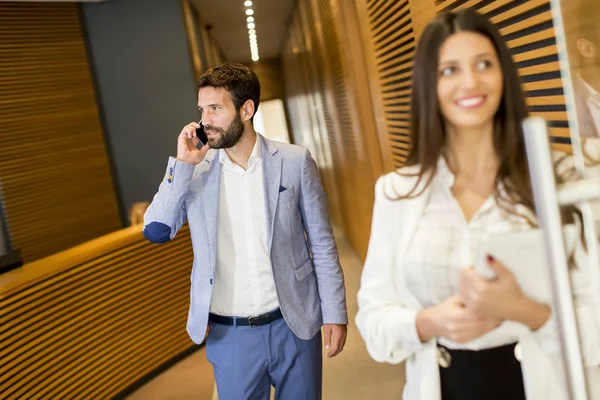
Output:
[261,136,281,253]
[201,152,221,271]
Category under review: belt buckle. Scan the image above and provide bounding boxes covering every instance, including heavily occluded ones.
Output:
[248,316,257,328]
[248,313,268,328]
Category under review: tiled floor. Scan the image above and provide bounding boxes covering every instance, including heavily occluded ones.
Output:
[127,230,405,399]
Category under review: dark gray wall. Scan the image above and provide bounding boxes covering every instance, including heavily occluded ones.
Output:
[82,0,199,224]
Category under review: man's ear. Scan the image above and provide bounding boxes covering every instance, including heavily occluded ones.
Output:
[577,37,597,59]
[240,99,255,122]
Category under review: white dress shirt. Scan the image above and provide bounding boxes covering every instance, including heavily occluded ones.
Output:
[403,158,540,350]
[210,136,280,317]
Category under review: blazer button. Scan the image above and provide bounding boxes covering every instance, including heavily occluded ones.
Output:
[210,278,213,285]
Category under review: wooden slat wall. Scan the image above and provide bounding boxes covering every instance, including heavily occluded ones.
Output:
[0,3,122,263]
[0,226,200,399]
[358,0,416,168]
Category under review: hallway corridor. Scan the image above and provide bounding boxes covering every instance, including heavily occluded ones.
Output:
[126,229,405,399]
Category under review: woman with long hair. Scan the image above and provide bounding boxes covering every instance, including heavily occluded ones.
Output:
[356,9,600,400]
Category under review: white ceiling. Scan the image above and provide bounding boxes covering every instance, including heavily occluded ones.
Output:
[190,0,296,63]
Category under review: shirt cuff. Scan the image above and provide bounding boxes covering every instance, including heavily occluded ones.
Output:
[390,307,422,351]
[531,310,561,355]
[322,311,349,325]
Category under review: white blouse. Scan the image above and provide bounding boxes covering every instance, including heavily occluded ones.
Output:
[403,158,540,350]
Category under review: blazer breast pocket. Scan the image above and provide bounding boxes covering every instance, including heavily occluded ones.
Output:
[278,185,296,203]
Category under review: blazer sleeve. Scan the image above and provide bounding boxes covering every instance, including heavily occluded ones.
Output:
[355,175,426,364]
[298,148,348,325]
[143,157,195,243]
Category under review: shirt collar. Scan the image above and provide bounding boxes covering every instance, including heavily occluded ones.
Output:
[218,134,262,170]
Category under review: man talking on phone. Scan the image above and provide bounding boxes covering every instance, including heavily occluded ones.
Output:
[143,62,347,399]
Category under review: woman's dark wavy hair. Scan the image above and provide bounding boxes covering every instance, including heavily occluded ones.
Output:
[397,9,534,219]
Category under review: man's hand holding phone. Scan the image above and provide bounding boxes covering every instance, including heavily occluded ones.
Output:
[177,121,210,165]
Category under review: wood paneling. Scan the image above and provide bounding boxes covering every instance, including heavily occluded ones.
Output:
[0,225,198,399]
[0,3,122,263]
[356,0,416,168]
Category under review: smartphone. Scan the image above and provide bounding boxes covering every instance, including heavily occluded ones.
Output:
[196,120,208,147]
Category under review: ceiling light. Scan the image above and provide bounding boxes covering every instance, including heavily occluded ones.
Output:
[244,4,258,64]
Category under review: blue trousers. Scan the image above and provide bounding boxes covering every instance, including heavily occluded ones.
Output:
[205,317,322,400]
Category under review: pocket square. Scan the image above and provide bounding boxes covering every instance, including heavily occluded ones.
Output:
[279,185,287,193]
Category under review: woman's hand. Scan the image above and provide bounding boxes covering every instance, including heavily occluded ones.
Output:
[416,294,501,343]
[459,256,551,330]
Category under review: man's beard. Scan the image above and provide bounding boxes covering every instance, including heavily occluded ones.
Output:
[204,113,245,149]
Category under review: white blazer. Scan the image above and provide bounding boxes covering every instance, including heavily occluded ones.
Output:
[355,165,600,400]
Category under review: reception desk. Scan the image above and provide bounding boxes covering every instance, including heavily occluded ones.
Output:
[0,225,200,399]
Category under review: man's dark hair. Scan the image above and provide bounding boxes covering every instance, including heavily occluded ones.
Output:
[196,62,261,121]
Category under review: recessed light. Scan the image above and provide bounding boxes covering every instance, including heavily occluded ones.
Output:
[247,16,254,23]
[247,22,255,29]
[245,9,254,15]
[248,29,256,34]
[244,0,253,6]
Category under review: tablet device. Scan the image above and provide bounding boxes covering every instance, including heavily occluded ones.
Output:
[475,225,578,303]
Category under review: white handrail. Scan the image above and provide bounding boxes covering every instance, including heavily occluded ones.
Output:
[523,116,596,400]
